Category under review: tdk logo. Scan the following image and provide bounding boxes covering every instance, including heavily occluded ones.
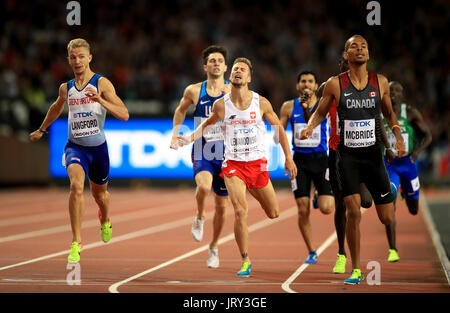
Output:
[73,112,94,118]
[234,128,254,135]
[349,121,371,127]
[229,115,236,120]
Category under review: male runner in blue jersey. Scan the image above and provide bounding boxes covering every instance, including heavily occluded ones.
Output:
[382,81,432,262]
[30,38,129,263]
[278,71,334,265]
[170,45,230,268]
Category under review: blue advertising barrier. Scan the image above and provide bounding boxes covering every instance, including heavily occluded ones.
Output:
[49,118,294,179]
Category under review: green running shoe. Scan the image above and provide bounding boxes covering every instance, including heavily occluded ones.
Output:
[100,221,112,243]
[98,209,112,243]
[388,249,400,262]
[67,242,83,263]
[344,269,364,285]
[332,254,347,274]
[237,262,252,277]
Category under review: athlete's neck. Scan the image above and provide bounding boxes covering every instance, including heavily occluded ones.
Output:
[74,69,94,88]
[348,64,368,89]
[206,75,225,90]
[230,85,252,109]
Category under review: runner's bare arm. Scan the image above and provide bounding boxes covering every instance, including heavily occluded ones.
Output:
[177,98,223,147]
[301,77,337,139]
[29,83,67,142]
[379,114,395,163]
[274,100,293,143]
[170,84,199,149]
[408,105,432,161]
[378,74,405,157]
[86,77,129,121]
[261,96,297,180]
[306,82,326,121]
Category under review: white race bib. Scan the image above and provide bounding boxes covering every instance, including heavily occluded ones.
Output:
[343,119,375,148]
[388,133,409,154]
[70,112,100,138]
[202,118,224,142]
[294,123,321,147]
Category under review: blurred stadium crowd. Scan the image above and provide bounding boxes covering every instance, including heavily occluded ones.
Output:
[1,0,449,182]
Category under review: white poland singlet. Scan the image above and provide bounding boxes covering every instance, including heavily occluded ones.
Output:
[223,91,266,162]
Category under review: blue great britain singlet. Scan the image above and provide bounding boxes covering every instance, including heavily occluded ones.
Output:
[290,97,329,154]
[191,80,228,160]
[67,74,107,147]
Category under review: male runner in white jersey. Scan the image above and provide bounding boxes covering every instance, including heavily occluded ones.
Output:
[178,57,297,277]
[29,38,129,263]
[170,45,230,268]
[301,35,405,284]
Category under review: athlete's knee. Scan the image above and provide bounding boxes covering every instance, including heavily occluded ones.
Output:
[214,202,227,218]
[318,197,334,215]
[266,207,279,219]
[234,209,248,222]
[360,196,373,209]
[196,184,211,197]
[69,180,84,197]
[381,214,394,226]
[346,205,361,221]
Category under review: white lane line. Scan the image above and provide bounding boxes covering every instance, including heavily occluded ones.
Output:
[281,232,337,293]
[0,202,188,244]
[108,207,298,293]
[281,208,367,293]
[0,214,201,271]
[0,190,181,227]
[420,194,450,285]
[0,211,66,227]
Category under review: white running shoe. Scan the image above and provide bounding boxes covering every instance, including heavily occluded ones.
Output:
[206,247,219,268]
[191,217,205,242]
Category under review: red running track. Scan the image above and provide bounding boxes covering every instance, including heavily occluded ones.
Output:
[0,187,448,293]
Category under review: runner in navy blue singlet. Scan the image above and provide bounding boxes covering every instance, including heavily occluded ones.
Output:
[170,46,230,268]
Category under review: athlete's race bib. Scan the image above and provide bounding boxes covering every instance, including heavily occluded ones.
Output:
[411,176,420,192]
[70,111,101,138]
[294,123,321,147]
[387,133,409,154]
[229,126,258,154]
[201,117,224,142]
[343,119,375,148]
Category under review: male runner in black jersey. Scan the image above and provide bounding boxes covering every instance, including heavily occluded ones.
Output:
[301,35,405,284]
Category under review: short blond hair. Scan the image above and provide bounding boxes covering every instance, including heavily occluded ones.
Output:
[67,38,90,54]
[233,57,252,74]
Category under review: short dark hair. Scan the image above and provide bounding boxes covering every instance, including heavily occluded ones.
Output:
[344,34,368,51]
[297,71,317,83]
[233,57,252,74]
[202,45,227,65]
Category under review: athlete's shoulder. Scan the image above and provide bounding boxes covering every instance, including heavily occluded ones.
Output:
[376,73,388,85]
[184,82,202,97]
[406,102,423,120]
[280,99,294,110]
[97,75,112,87]
[59,82,68,95]
[324,75,340,92]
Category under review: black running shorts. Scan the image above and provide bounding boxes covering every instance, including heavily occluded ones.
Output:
[291,152,333,199]
[336,146,393,205]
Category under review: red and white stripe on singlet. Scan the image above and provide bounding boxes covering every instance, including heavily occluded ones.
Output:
[328,100,340,151]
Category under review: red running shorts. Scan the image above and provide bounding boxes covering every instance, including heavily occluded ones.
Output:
[221,158,270,190]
